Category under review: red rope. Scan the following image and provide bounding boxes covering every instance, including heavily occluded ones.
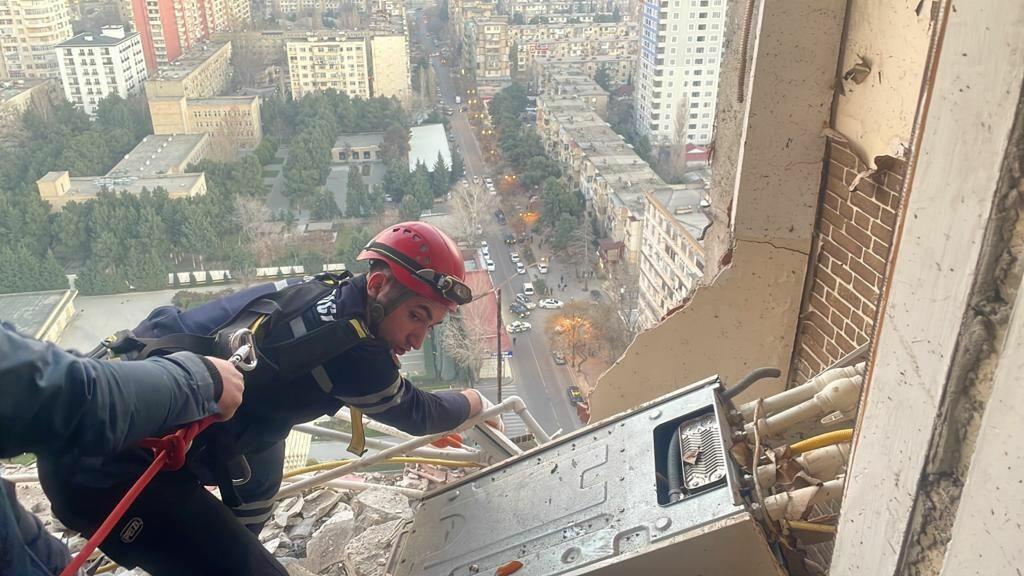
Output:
[60,416,218,576]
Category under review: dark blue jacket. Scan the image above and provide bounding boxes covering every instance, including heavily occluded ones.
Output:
[0,323,221,576]
[42,275,469,532]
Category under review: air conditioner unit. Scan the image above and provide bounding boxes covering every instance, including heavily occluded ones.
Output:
[388,377,785,576]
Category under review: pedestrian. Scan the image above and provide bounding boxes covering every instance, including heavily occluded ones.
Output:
[513,336,517,346]
[39,222,505,576]
[0,323,245,576]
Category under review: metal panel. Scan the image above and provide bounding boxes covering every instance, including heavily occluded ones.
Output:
[390,378,784,576]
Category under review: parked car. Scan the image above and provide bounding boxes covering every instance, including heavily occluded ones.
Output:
[481,240,488,249]
[552,352,567,365]
[516,262,527,275]
[537,261,548,274]
[509,303,531,318]
[506,320,532,334]
[480,246,489,258]
[509,251,521,263]
[473,176,481,184]
[567,385,584,404]
[485,259,495,271]
[504,233,516,245]
[515,293,536,309]
[538,298,564,309]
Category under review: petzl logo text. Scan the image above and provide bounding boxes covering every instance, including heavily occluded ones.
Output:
[120,517,144,543]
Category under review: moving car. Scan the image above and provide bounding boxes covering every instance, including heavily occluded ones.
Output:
[552,351,567,365]
[506,321,532,334]
[514,293,536,309]
[567,385,584,404]
[485,259,496,271]
[515,262,527,275]
[537,261,548,274]
[509,251,521,263]
[538,298,564,309]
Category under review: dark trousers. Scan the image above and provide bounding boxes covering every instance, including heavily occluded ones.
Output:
[41,469,287,576]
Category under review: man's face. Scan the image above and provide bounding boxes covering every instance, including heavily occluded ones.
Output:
[369,272,449,355]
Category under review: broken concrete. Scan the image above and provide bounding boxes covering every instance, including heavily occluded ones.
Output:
[350,487,412,534]
[342,519,403,576]
[303,504,356,574]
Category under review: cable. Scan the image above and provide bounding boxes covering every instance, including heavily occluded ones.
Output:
[723,367,781,399]
[282,456,484,479]
[789,429,853,455]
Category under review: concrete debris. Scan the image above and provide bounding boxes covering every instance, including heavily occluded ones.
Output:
[342,519,403,576]
[303,504,356,573]
[351,487,412,533]
[275,494,306,527]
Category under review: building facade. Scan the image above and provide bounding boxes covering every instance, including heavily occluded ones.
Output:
[122,0,249,72]
[464,16,510,83]
[0,0,73,79]
[144,41,232,99]
[369,33,410,106]
[286,36,370,99]
[509,21,634,78]
[56,27,148,115]
[634,0,726,145]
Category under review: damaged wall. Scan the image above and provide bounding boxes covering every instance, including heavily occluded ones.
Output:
[830,0,1024,573]
[590,0,847,419]
[832,0,931,165]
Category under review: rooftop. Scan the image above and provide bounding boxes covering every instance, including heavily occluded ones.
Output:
[189,96,260,107]
[109,133,208,177]
[0,290,73,338]
[648,182,711,241]
[58,30,138,48]
[333,132,384,149]
[150,42,230,81]
[409,124,451,171]
[0,79,49,104]
[65,174,205,199]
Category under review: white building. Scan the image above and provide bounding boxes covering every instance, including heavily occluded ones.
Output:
[634,0,726,145]
[0,0,73,79]
[56,26,147,115]
[286,36,371,100]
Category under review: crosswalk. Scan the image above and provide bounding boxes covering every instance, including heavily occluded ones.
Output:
[472,379,527,438]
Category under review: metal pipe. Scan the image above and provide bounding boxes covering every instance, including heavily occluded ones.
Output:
[292,423,484,463]
[277,396,545,499]
[764,478,845,521]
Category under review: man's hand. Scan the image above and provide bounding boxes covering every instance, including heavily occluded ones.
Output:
[461,389,505,433]
[204,356,245,420]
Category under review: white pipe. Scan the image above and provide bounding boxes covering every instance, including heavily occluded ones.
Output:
[292,423,484,463]
[277,396,544,499]
[740,363,864,420]
[755,443,851,488]
[0,474,38,484]
[764,478,845,521]
[331,407,416,440]
[319,479,426,499]
[745,370,863,438]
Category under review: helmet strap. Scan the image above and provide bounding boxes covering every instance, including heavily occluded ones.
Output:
[366,285,414,334]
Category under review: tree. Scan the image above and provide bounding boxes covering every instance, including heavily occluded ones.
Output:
[540,177,584,228]
[344,168,373,218]
[381,162,411,203]
[430,152,450,198]
[380,124,410,164]
[449,180,496,241]
[449,148,465,185]
[595,65,612,92]
[399,195,422,220]
[312,188,341,220]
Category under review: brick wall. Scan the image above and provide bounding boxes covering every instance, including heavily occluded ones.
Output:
[791,141,906,383]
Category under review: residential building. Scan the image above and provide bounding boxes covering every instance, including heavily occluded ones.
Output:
[509,21,634,78]
[144,41,232,99]
[149,95,262,155]
[0,0,73,79]
[464,16,510,84]
[499,0,601,22]
[56,26,148,116]
[369,33,410,106]
[37,133,210,210]
[121,0,249,72]
[637,180,707,330]
[286,36,370,99]
[272,0,363,17]
[634,0,726,145]
[533,64,609,119]
[0,77,58,130]
[530,54,633,89]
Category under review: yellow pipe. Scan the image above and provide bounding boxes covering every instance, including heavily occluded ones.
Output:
[283,457,483,479]
[785,520,837,534]
[789,429,854,455]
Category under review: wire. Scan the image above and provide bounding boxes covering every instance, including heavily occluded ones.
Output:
[751,400,780,541]
[789,429,853,455]
[282,456,484,479]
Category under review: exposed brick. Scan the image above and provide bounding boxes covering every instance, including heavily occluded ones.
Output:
[837,199,855,220]
[831,259,854,283]
[847,311,866,331]
[820,220,833,238]
[810,293,829,315]
[832,229,865,258]
[873,188,894,209]
[821,238,848,264]
[879,207,897,228]
[817,268,838,291]
[853,177,877,200]
[812,281,826,298]
[849,190,882,218]
[802,321,827,349]
[885,169,904,192]
[803,340,828,367]
[838,283,864,309]
[855,331,870,346]
[871,239,889,258]
[845,224,874,251]
[853,277,877,301]
[871,220,895,244]
[842,167,860,187]
[852,210,872,231]
[825,341,842,359]
[862,250,887,276]
[843,321,859,342]
[807,310,836,339]
[829,144,860,170]
[862,300,877,320]
[822,205,846,230]
[849,259,879,286]
[827,175,851,200]
[834,330,855,352]
[823,191,841,211]
[825,290,852,317]
[817,249,832,268]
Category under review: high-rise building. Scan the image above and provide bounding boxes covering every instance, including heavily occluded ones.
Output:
[464,16,510,83]
[121,0,250,72]
[286,36,371,100]
[56,26,148,115]
[0,0,73,79]
[634,0,726,145]
[369,34,410,106]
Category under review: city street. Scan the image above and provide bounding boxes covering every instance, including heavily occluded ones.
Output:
[417,21,582,436]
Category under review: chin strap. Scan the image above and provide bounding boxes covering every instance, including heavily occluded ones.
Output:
[366,286,414,334]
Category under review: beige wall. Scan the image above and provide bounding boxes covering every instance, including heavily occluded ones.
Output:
[149,96,190,134]
[370,34,410,106]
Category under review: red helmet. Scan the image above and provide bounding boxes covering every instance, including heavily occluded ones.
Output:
[357,222,472,311]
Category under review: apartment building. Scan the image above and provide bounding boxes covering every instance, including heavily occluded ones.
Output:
[634,0,726,145]
[144,41,232,99]
[499,0,600,22]
[509,21,634,76]
[464,16,510,83]
[272,0,362,16]
[36,133,210,211]
[0,0,73,79]
[369,33,410,106]
[533,63,609,119]
[531,54,633,88]
[0,77,58,130]
[286,36,370,99]
[121,0,249,71]
[56,26,148,115]
[637,181,707,329]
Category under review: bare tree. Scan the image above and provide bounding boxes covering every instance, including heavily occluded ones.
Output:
[448,181,496,241]
[440,273,496,379]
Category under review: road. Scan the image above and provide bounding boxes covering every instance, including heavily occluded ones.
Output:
[416,19,582,436]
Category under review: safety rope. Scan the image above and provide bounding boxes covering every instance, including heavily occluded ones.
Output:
[59,415,219,576]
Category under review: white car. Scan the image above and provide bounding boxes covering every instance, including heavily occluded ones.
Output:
[481,240,488,249]
[516,262,527,275]
[538,298,564,309]
[515,294,537,309]
[509,252,521,263]
[506,320,532,334]
[485,259,496,271]
[481,246,489,257]
[484,177,494,186]
[537,262,548,274]
[473,176,481,184]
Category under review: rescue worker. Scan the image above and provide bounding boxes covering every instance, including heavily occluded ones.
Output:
[0,322,244,576]
[38,222,502,576]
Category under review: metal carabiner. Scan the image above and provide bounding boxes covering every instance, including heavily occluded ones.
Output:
[227,328,258,372]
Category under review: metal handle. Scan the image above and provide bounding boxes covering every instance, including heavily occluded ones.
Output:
[227,328,257,372]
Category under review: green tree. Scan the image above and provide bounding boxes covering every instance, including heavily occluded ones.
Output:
[400,195,422,220]
[430,152,450,198]
[449,148,465,185]
[344,168,373,217]
[540,177,584,228]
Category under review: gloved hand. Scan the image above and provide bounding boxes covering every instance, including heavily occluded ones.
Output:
[461,388,506,433]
